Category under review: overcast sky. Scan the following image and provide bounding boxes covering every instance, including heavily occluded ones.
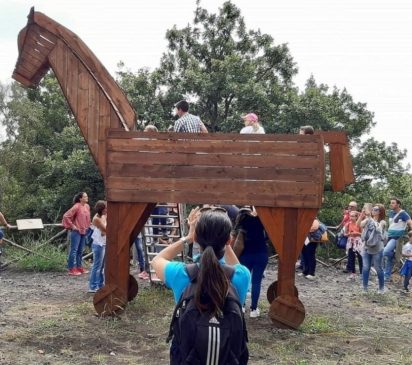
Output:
[1,0,411,169]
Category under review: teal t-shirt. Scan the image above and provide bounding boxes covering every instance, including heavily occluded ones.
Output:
[164,260,251,305]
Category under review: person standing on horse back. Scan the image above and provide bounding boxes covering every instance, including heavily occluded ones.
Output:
[173,100,208,133]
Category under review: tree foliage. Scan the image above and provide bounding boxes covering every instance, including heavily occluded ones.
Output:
[0,75,103,222]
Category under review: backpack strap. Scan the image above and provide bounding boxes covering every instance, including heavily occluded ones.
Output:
[185,263,200,283]
[222,264,235,281]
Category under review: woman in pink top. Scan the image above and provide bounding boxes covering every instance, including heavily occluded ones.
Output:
[63,192,91,276]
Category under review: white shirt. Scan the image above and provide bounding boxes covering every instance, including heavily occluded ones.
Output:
[91,225,106,246]
[240,125,265,134]
[402,242,412,261]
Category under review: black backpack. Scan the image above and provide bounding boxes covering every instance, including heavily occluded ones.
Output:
[167,263,249,365]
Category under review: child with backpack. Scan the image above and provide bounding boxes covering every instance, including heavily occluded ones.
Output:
[151,207,251,365]
[299,218,327,280]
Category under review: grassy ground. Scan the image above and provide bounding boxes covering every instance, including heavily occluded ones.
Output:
[1,260,411,365]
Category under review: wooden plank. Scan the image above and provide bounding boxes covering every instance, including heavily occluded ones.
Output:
[31,24,58,45]
[106,176,319,195]
[21,48,45,64]
[106,138,321,155]
[278,208,299,297]
[317,131,348,145]
[66,51,79,115]
[87,77,100,164]
[13,63,35,80]
[256,207,286,257]
[343,144,355,185]
[106,188,320,208]
[107,150,321,169]
[99,90,111,140]
[108,163,321,182]
[24,37,53,57]
[329,144,345,191]
[108,130,322,143]
[27,25,56,51]
[110,107,121,128]
[296,208,319,258]
[56,42,68,93]
[12,72,32,88]
[77,62,89,140]
[98,90,111,174]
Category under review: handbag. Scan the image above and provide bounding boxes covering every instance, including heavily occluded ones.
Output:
[336,230,348,249]
[388,210,407,239]
[233,230,245,258]
[320,231,329,243]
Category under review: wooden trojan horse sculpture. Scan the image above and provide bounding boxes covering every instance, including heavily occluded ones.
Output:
[13,9,354,329]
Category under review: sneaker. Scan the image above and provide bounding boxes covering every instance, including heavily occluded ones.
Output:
[77,267,89,274]
[377,288,387,294]
[88,288,97,293]
[347,273,356,281]
[305,275,315,280]
[68,268,81,276]
[297,272,304,277]
[250,308,260,318]
[138,271,148,279]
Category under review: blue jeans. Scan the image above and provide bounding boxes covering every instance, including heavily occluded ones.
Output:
[68,230,86,269]
[240,252,268,310]
[383,238,398,279]
[89,244,105,290]
[301,242,318,276]
[402,264,412,290]
[362,250,384,290]
[134,236,147,271]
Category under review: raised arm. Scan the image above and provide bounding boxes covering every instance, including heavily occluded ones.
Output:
[151,207,200,281]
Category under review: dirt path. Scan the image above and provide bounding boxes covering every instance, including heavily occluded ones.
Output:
[1,262,411,365]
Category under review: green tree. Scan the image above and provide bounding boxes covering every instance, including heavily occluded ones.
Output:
[0,75,104,222]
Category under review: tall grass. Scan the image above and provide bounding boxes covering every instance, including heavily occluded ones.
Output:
[3,229,67,271]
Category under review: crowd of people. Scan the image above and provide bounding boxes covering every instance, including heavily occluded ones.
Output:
[334,198,412,293]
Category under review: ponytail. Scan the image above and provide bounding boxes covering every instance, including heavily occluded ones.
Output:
[194,246,229,317]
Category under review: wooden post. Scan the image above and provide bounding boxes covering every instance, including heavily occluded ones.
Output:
[93,202,155,315]
[257,207,317,329]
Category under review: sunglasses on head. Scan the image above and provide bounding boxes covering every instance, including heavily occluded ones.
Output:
[372,207,379,211]
[199,206,227,214]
